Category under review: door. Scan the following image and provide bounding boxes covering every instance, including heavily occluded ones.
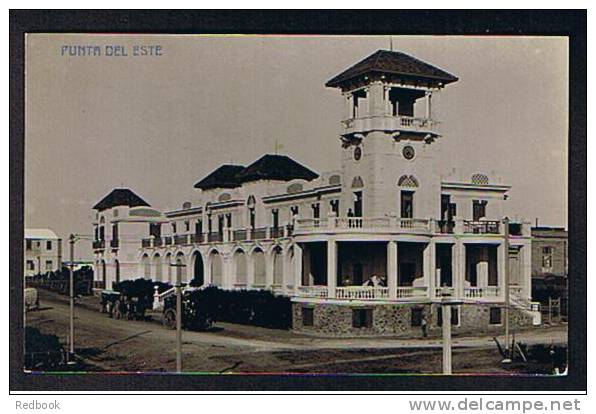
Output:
[354,191,362,217]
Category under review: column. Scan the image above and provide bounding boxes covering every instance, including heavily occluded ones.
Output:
[294,244,303,291]
[497,242,506,300]
[425,91,433,119]
[265,250,274,288]
[521,243,532,300]
[453,241,465,299]
[327,239,337,298]
[387,241,398,300]
[423,241,435,295]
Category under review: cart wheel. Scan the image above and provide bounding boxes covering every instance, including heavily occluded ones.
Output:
[163,309,176,330]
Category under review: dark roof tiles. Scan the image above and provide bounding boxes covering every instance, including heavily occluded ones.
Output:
[93,188,150,211]
[193,165,245,190]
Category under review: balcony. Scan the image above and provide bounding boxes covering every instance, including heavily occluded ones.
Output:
[164,236,173,246]
[190,233,203,244]
[270,226,284,239]
[208,232,223,243]
[251,227,268,240]
[110,239,119,249]
[463,220,500,234]
[463,286,500,299]
[341,115,438,137]
[336,286,388,300]
[233,229,247,241]
[294,217,432,235]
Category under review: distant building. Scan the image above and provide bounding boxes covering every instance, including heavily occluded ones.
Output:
[531,226,568,279]
[24,229,62,276]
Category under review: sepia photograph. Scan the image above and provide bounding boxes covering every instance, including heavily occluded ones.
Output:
[10,9,586,394]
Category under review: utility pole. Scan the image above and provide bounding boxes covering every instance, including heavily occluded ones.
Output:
[68,234,75,359]
[170,261,186,373]
[438,292,462,374]
[503,216,511,354]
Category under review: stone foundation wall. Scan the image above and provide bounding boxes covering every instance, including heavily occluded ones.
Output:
[292,301,535,338]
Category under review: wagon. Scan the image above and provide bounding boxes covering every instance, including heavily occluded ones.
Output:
[162,287,217,331]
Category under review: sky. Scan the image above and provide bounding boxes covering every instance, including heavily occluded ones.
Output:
[24,35,568,259]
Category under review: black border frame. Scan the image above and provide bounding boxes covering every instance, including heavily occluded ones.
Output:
[9,9,587,392]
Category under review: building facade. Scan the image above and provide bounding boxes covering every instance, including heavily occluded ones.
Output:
[531,226,568,279]
[92,50,540,336]
[24,229,62,276]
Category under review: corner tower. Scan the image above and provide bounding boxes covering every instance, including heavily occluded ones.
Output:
[326,50,458,219]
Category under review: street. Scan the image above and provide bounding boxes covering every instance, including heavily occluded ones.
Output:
[25,289,568,374]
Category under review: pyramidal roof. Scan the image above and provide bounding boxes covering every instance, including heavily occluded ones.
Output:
[234,154,319,184]
[193,164,245,190]
[93,188,150,211]
[326,49,458,88]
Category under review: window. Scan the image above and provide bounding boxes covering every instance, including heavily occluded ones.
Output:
[411,307,424,327]
[312,203,320,219]
[290,206,299,216]
[185,221,190,232]
[46,240,52,250]
[225,213,232,228]
[271,209,279,228]
[249,208,256,229]
[472,200,487,221]
[195,220,202,235]
[542,246,553,269]
[172,222,177,234]
[354,191,363,217]
[302,307,314,327]
[26,260,35,271]
[437,306,459,327]
[45,260,53,271]
[26,240,32,250]
[489,307,502,325]
[400,191,414,218]
[330,199,340,216]
[352,308,373,328]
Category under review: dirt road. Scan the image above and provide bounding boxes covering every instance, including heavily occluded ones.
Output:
[25,290,567,374]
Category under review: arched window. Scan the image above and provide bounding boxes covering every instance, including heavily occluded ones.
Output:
[397,175,419,188]
[253,248,266,286]
[234,250,247,286]
[471,173,489,185]
[175,252,186,283]
[210,251,223,286]
[153,254,162,281]
[351,176,364,189]
[273,246,283,286]
[191,251,204,286]
[142,254,150,278]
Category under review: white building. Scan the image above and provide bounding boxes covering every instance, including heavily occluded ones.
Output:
[24,229,62,276]
[92,49,539,336]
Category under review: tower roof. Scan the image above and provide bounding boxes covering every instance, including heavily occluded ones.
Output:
[326,49,458,88]
[93,188,150,211]
[235,154,319,184]
[193,164,245,190]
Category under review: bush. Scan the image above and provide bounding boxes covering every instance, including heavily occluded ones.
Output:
[25,266,94,296]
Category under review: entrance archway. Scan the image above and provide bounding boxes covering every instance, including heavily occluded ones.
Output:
[153,254,162,281]
[210,251,223,286]
[234,250,247,286]
[191,251,204,286]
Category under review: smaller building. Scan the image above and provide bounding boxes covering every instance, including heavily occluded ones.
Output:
[531,226,568,279]
[24,229,62,276]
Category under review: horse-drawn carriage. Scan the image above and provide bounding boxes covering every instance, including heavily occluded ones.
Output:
[99,279,172,320]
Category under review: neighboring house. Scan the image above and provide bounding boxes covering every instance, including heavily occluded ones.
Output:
[92,49,539,337]
[531,226,568,279]
[24,229,62,276]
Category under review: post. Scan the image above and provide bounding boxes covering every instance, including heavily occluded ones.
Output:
[176,266,182,373]
[327,239,337,298]
[442,302,452,374]
[68,234,75,357]
[503,217,510,351]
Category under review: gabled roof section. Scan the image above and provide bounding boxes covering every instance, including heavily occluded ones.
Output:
[326,49,458,88]
[93,188,150,211]
[235,154,319,184]
[193,165,245,190]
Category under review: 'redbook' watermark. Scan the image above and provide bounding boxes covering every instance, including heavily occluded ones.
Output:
[15,400,62,410]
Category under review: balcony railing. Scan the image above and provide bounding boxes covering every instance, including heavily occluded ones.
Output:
[296,285,328,299]
[336,286,389,300]
[396,286,429,298]
[436,220,455,234]
[173,234,187,245]
[153,237,163,247]
[92,240,105,249]
[295,217,432,234]
[464,286,500,298]
[341,115,438,135]
[110,239,119,249]
[164,236,173,246]
[270,226,283,239]
[190,233,203,244]
[251,227,268,240]
[463,220,500,234]
[208,232,222,243]
[233,229,247,241]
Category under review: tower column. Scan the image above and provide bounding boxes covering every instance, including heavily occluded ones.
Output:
[327,238,337,298]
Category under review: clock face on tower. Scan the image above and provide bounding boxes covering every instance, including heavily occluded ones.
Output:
[353,146,362,161]
[402,145,415,160]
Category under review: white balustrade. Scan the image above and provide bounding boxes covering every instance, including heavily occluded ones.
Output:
[335,286,389,300]
[296,285,328,299]
[396,286,429,298]
[464,286,500,299]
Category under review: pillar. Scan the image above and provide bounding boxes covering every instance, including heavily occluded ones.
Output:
[423,241,436,296]
[294,244,303,290]
[327,239,337,298]
[497,242,506,299]
[521,243,532,300]
[387,241,398,300]
[453,241,465,298]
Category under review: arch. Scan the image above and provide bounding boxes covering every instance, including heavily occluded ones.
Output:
[253,248,266,286]
[191,251,205,286]
[351,176,364,189]
[164,252,172,283]
[142,254,151,278]
[398,175,419,188]
[471,173,489,185]
[175,252,186,283]
[114,259,120,284]
[153,253,162,281]
[272,245,284,286]
[210,250,223,287]
[233,249,247,286]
